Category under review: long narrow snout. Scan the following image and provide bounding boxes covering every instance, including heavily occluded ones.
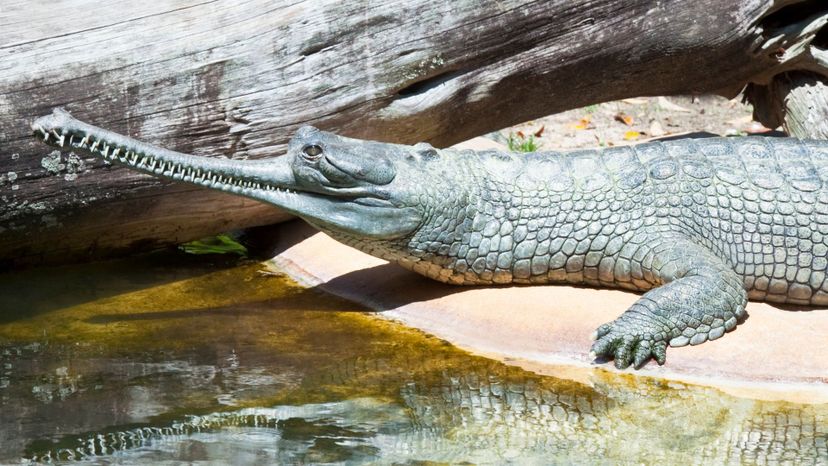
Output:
[31,108,294,194]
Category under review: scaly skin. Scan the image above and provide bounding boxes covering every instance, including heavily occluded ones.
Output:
[32,109,828,369]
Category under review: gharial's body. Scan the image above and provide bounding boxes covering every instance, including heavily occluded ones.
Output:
[32,109,828,369]
[338,137,828,302]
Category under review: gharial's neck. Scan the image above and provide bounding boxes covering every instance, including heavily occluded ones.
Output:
[316,169,623,285]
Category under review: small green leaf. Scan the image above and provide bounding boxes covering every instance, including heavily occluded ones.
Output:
[180,234,248,256]
[506,132,542,153]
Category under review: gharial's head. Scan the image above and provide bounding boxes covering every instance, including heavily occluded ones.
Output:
[32,109,461,241]
[277,125,445,239]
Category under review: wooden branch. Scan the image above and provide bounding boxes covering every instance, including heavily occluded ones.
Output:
[2,0,828,266]
[747,71,828,138]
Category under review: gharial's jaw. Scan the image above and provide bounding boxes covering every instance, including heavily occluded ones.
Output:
[31,108,296,196]
[31,108,423,240]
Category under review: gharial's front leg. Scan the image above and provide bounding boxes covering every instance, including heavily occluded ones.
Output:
[590,236,747,369]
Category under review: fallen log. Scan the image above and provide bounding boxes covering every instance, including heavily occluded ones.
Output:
[747,71,828,138]
[2,0,828,268]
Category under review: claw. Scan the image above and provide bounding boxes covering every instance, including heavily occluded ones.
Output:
[633,341,652,369]
[613,337,635,369]
[653,341,667,365]
[591,335,615,357]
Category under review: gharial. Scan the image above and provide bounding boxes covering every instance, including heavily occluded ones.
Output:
[32,108,828,369]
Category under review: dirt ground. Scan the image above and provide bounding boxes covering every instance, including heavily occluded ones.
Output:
[494,95,775,151]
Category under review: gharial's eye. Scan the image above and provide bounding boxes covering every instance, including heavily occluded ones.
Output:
[302,144,323,159]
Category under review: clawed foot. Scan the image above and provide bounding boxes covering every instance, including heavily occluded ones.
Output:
[590,320,669,369]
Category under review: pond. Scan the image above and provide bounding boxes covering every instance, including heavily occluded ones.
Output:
[1,250,827,464]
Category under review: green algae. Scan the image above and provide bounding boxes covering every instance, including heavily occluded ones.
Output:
[1,251,827,464]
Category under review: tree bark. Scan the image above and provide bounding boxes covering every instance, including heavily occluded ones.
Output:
[2,0,828,268]
[747,71,828,138]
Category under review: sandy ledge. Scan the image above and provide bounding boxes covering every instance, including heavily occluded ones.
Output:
[267,136,828,404]
[268,219,828,404]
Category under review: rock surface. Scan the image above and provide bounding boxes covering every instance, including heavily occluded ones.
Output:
[271,218,828,403]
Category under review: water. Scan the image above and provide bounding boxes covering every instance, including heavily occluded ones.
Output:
[1,251,827,464]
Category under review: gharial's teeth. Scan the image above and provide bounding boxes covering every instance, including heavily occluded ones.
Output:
[90,139,100,151]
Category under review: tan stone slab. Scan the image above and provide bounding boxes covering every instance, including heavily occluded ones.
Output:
[270,220,828,403]
[451,136,507,151]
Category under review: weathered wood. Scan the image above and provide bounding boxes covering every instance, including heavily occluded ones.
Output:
[2,0,828,267]
[747,71,828,138]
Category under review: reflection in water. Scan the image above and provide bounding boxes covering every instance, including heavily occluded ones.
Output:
[1,252,826,464]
